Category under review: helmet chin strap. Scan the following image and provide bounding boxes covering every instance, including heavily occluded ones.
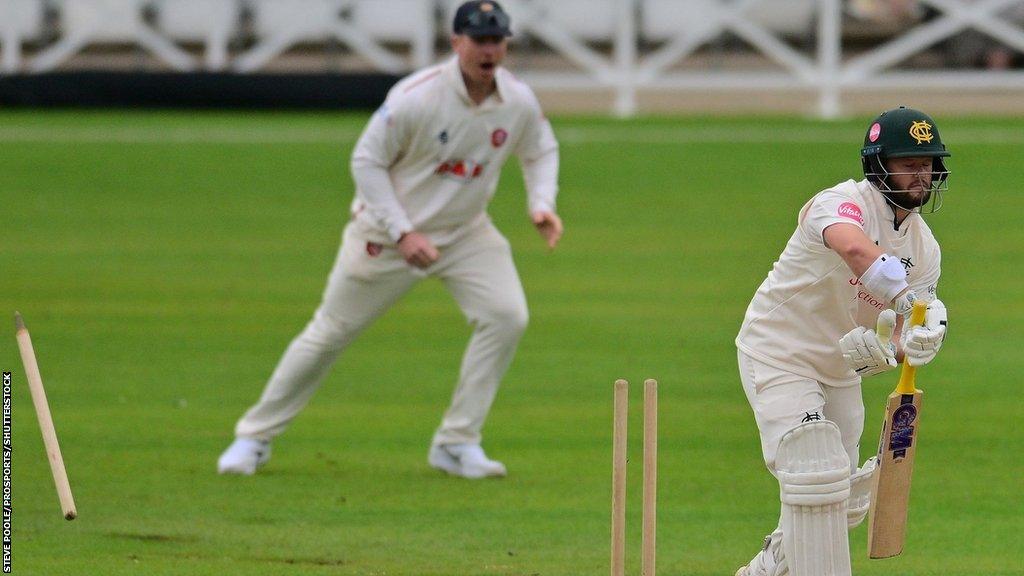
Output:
[880,189,927,230]
[881,188,931,212]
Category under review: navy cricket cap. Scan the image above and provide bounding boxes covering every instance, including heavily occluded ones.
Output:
[453,1,512,37]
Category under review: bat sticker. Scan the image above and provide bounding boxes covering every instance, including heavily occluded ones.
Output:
[888,402,918,457]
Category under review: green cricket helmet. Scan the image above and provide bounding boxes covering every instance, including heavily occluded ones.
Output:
[861,106,950,214]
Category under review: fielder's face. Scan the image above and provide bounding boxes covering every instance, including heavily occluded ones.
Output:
[452,34,508,86]
[885,156,934,209]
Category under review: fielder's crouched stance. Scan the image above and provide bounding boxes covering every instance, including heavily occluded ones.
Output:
[218,1,563,479]
[734,107,950,576]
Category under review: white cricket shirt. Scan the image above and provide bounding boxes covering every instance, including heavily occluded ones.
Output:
[736,179,942,386]
[350,56,559,246]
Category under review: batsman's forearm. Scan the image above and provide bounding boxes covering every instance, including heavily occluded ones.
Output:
[824,223,884,276]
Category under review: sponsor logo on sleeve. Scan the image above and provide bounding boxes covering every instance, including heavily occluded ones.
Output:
[837,202,865,226]
[366,242,383,257]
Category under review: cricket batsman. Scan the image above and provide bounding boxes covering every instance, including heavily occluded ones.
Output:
[219,1,562,479]
[734,107,950,575]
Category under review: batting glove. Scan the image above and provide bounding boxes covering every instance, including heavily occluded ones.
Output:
[902,298,947,366]
[840,309,898,377]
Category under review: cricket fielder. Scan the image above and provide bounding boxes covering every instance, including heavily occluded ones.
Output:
[219,1,561,479]
[734,107,950,575]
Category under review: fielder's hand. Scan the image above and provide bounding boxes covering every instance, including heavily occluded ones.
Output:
[397,231,440,269]
[531,211,563,249]
[840,309,898,377]
[901,298,947,366]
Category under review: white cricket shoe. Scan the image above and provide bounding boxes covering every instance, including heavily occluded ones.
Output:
[428,443,507,479]
[735,529,787,576]
[217,438,271,475]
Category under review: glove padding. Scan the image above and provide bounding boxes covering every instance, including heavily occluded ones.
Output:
[841,309,897,377]
[902,298,947,366]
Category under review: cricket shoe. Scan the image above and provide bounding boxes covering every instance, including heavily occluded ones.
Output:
[428,443,507,479]
[735,529,787,576]
[217,438,271,475]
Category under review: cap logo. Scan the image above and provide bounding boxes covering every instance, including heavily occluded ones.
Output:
[480,2,494,11]
[869,122,881,142]
[909,120,933,144]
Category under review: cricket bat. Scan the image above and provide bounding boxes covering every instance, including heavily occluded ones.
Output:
[867,300,928,558]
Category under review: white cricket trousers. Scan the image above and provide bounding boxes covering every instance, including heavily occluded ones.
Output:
[737,350,864,475]
[235,219,529,446]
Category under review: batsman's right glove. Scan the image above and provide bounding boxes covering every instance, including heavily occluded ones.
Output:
[840,309,898,377]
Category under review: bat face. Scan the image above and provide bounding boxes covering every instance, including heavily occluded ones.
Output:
[868,389,923,558]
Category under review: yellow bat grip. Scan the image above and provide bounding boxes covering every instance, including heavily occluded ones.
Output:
[896,300,928,394]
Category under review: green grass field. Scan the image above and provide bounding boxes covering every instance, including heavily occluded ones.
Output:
[1,110,1022,575]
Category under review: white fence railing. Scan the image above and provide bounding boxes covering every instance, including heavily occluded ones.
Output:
[2,0,1024,117]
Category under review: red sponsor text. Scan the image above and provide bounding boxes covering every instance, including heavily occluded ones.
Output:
[435,160,484,180]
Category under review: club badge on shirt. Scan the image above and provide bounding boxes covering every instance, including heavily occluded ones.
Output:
[491,128,508,148]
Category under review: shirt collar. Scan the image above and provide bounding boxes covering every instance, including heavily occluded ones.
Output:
[444,56,505,108]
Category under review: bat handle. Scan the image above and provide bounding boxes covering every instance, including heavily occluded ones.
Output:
[896,301,928,394]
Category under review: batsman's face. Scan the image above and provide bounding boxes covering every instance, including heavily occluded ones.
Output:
[452,34,508,85]
[885,156,934,207]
